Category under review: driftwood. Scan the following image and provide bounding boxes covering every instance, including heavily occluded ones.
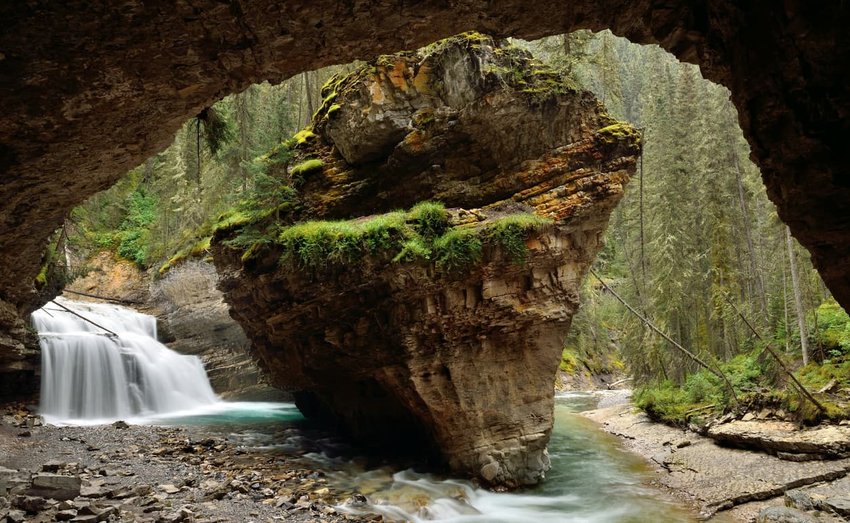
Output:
[63,289,143,305]
[723,295,825,413]
[590,269,739,404]
[46,299,118,338]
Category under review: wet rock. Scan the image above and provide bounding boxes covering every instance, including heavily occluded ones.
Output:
[112,420,129,429]
[756,506,817,523]
[27,473,82,500]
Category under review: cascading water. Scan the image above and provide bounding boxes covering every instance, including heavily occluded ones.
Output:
[32,297,220,423]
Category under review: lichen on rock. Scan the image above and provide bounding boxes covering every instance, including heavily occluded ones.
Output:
[212,33,640,488]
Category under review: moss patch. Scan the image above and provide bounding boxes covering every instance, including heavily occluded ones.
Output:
[483,213,550,262]
[290,158,324,179]
[597,123,641,143]
[271,204,546,273]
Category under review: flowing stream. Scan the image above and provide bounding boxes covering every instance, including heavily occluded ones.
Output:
[33,297,220,424]
[167,394,699,523]
[33,298,698,521]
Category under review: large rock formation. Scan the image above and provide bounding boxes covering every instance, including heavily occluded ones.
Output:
[213,35,640,486]
[0,1,848,396]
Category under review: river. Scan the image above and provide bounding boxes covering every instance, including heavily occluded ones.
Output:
[153,392,698,522]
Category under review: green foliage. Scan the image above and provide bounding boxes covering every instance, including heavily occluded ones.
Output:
[272,203,541,273]
[116,188,157,267]
[635,350,774,424]
[408,201,450,238]
[391,237,432,263]
[797,356,850,391]
[34,243,56,288]
[433,228,482,272]
[634,381,693,424]
[559,348,580,373]
[815,299,850,356]
[278,212,408,267]
[484,213,550,262]
[195,107,234,156]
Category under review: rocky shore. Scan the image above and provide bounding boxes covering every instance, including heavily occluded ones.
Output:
[584,399,850,522]
[0,404,375,523]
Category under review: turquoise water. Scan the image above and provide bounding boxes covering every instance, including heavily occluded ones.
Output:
[152,392,697,522]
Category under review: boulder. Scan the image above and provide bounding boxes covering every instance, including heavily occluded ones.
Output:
[27,473,82,501]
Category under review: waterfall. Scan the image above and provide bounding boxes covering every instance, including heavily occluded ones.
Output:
[32,296,220,423]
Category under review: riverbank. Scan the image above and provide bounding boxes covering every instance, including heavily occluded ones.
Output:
[584,399,850,522]
[0,403,376,523]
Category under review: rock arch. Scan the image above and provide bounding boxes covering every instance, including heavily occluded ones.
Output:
[0,1,848,385]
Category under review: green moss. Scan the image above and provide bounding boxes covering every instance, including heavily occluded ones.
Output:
[189,236,212,256]
[559,348,580,374]
[291,129,316,147]
[392,237,433,263]
[327,104,342,116]
[433,228,482,272]
[35,263,49,287]
[408,201,449,238]
[483,213,550,262]
[290,158,324,178]
[634,381,694,425]
[597,123,640,143]
[264,202,547,274]
[815,299,850,356]
[797,357,850,391]
[412,109,436,129]
[158,249,188,275]
[212,210,253,234]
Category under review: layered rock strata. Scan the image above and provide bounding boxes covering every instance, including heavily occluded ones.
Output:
[213,36,640,486]
[0,1,848,398]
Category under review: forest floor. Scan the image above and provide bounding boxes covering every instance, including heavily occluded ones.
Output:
[0,402,377,523]
[584,401,850,522]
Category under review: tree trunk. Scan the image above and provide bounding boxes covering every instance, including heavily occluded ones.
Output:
[786,225,810,365]
[304,72,315,126]
[733,147,767,321]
